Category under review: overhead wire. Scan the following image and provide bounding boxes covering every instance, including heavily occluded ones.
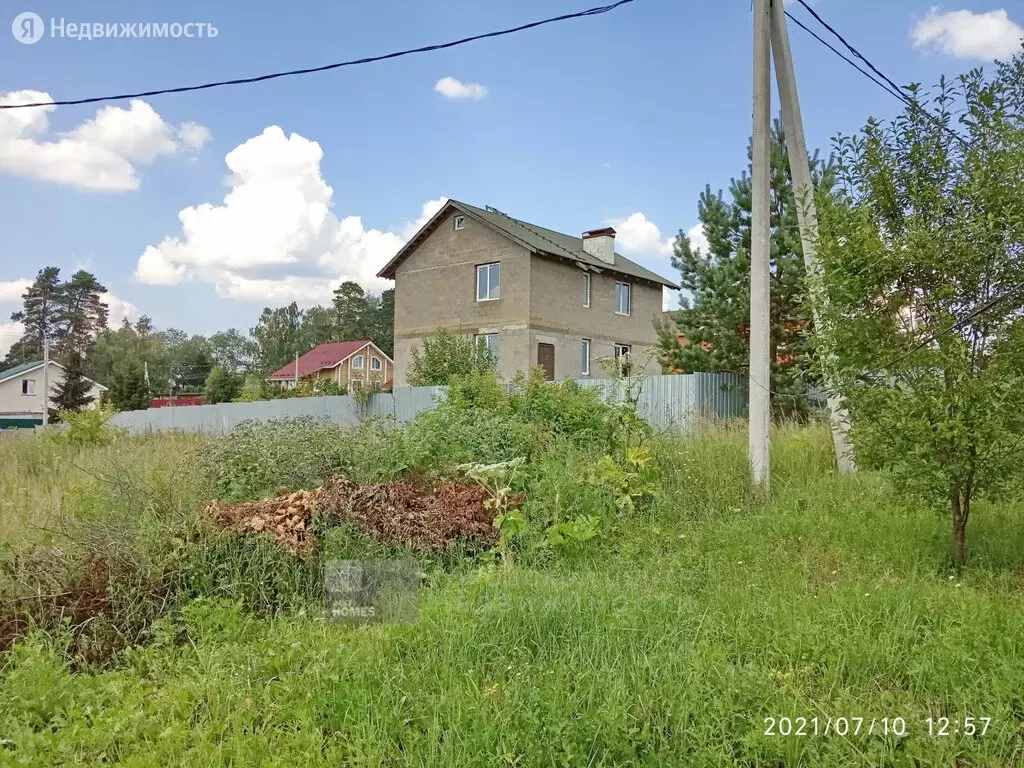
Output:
[0,0,637,110]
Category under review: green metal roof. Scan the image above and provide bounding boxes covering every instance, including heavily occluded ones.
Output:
[0,360,43,383]
[379,199,680,289]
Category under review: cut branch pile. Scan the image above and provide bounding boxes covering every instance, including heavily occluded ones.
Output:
[205,477,510,555]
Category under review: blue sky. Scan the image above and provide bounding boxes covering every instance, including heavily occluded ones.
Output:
[1,0,1021,353]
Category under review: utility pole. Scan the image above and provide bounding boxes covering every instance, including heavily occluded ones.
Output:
[40,333,49,431]
[769,0,856,474]
[294,351,299,388]
[749,0,773,490]
[144,361,150,388]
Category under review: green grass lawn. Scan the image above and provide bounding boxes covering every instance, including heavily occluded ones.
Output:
[2,422,1024,766]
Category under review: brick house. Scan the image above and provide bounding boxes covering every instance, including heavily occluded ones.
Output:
[377,200,679,386]
[266,340,394,390]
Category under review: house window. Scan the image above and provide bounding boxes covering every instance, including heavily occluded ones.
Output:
[581,339,591,376]
[614,344,632,374]
[22,379,35,395]
[352,354,364,370]
[476,262,500,301]
[614,344,631,359]
[615,282,631,316]
[371,357,382,371]
[475,333,499,362]
[454,215,465,230]
[582,274,591,308]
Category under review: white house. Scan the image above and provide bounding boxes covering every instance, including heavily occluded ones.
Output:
[0,360,107,429]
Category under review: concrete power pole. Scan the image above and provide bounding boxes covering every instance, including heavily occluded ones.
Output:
[294,352,300,388]
[40,333,49,431]
[749,0,773,489]
[769,0,856,474]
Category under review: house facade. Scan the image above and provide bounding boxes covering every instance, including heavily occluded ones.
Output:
[266,340,394,390]
[0,360,107,428]
[378,200,679,386]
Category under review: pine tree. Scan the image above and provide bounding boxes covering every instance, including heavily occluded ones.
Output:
[332,281,373,340]
[659,118,829,416]
[57,270,109,358]
[50,351,94,419]
[7,267,64,364]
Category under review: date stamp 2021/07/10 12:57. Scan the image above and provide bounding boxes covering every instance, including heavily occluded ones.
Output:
[763,716,993,739]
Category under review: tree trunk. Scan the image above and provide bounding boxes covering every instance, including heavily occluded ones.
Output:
[951,489,971,569]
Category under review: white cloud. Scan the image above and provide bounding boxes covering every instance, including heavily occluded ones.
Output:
[434,77,488,100]
[135,126,446,303]
[912,8,1023,60]
[0,321,22,358]
[102,293,139,328]
[0,279,31,303]
[608,212,674,256]
[0,91,210,191]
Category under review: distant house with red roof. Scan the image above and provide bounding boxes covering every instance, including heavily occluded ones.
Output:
[266,340,394,391]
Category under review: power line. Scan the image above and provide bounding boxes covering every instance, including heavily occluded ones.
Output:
[792,0,907,100]
[788,0,971,150]
[783,11,905,103]
[0,0,637,110]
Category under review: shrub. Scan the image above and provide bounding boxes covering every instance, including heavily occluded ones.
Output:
[407,329,496,386]
[57,406,121,447]
[205,418,353,501]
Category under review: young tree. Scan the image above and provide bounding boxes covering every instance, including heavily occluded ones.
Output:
[50,350,94,420]
[816,65,1024,568]
[107,358,151,411]
[204,365,242,404]
[659,119,829,416]
[407,329,496,386]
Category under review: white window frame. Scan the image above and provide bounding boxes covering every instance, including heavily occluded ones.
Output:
[22,378,35,395]
[370,357,382,371]
[454,215,465,230]
[352,354,364,370]
[475,333,500,362]
[614,344,632,359]
[582,274,591,308]
[581,339,591,376]
[615,282,632,316]
[476,262,500,302]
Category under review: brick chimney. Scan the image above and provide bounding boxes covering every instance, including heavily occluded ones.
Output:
[582,227,616,265]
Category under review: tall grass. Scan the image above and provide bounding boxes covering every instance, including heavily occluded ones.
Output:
[3,420,1024,765]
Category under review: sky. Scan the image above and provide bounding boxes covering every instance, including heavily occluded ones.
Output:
[1,0,1022,356]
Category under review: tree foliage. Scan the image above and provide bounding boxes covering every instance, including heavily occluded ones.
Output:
[407,329,496,386]
[816,62,1024,567]
[659,119,828,417]
[106,358,151,412]
[6,268,108,366]
[50,350,94,419]
[204,366,242,404]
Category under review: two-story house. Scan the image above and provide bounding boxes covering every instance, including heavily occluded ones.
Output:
[377,200,679,386]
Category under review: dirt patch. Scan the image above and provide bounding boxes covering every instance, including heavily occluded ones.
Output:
[205,477,510,555]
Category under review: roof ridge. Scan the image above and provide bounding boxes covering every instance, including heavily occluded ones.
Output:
[488,208,583,263]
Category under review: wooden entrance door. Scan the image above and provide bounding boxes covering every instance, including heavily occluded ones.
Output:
[537,343,555,381]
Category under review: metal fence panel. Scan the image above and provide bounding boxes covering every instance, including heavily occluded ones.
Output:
[108,376,746,436]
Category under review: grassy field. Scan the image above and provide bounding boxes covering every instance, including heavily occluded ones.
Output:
[2,405,1024,766]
